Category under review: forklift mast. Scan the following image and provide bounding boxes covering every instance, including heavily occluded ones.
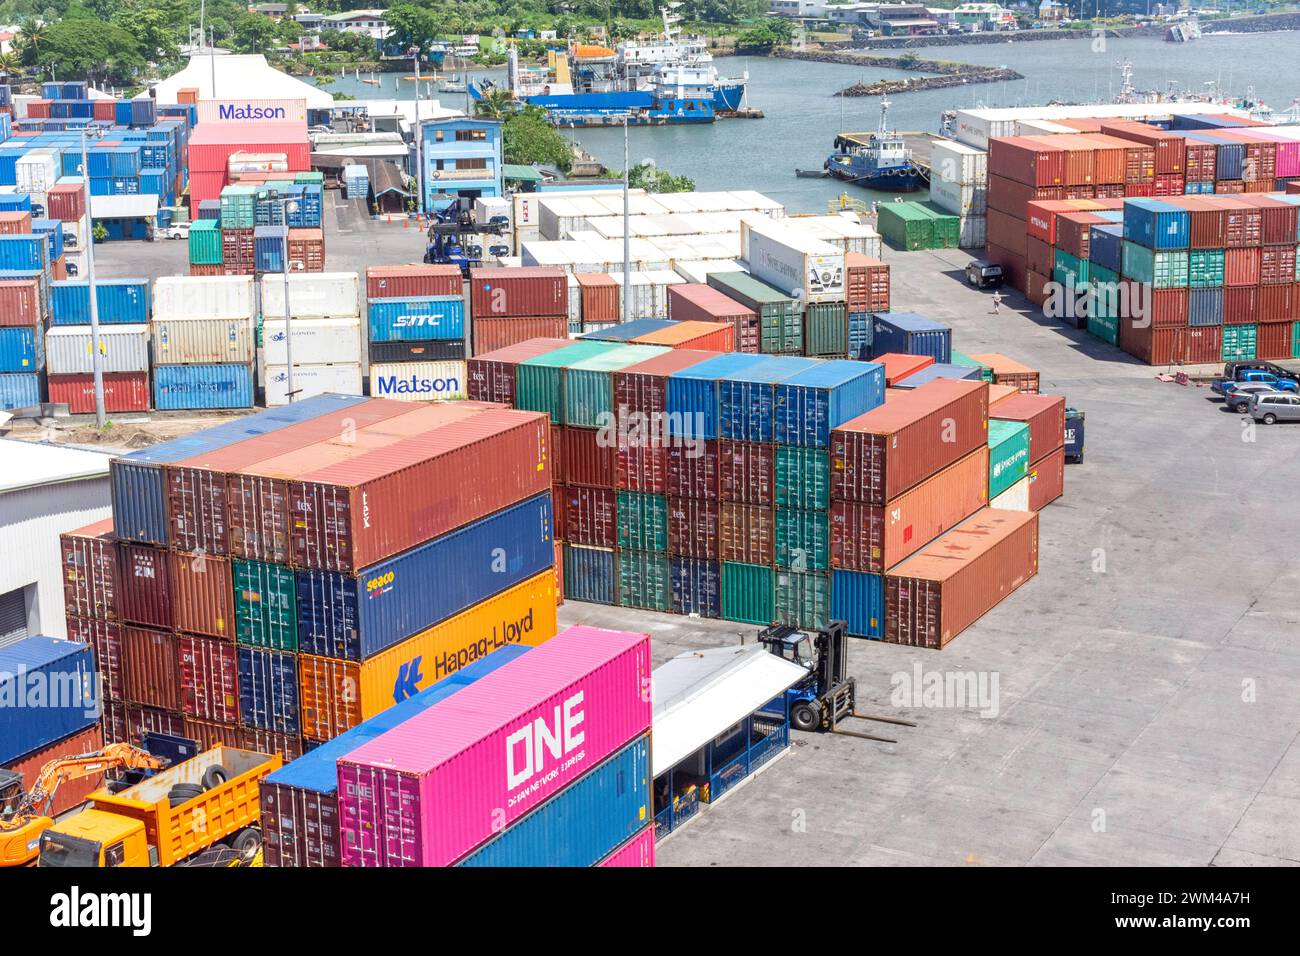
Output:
[816,621,848,692]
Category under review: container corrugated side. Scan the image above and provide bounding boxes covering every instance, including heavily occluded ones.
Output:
[45,324,150,374]
[237,646,300,735]
[721,561,774,625]
[774,360,886,448]
[178,634,240,724]
[261,272,360,319]
[597,824,655,866]
[122,626,181,712]
[153,275,255,319]
[153,363,253,410]
[169,552,235,640]
[0,638,97,765]
[59,518,119,621]
[465,337,572,405]
[831,569,886,639]
[118,543,173,629]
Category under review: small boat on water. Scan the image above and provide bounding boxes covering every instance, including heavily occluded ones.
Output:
[1166,17,1201,42]
[823,99,924,192]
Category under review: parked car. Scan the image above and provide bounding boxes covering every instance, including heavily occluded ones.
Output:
[965,259,1005,289]
[1222,382,1287,413]
[1223,361,1300,383]
[1211,374,1299,399]
[163,222,190,240]
[1250,392,1300,424]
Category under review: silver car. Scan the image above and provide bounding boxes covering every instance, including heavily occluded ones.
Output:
[1250,392,1300,424]
[1224,382,1284,413]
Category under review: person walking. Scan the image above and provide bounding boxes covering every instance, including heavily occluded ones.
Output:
[990,291,1003,315]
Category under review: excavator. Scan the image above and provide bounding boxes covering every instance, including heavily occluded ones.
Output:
[0,743,166,867]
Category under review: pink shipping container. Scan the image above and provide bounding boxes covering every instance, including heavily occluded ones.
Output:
[469,267,567,318]
[667,284,760,353]
[466,338,573,405]
[188,122,310,173]
[179,633,240,723]
[366,265,461,299]
[598,825,655,866]
[0,279,42,327]
[336,625,652,868]
[60,518,119,621]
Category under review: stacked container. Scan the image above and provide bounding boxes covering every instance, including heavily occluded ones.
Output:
[468,266,568,353]
[0,219,48,408]
[150,275,256,409]
[365,264,467,400]
[44,278,151,412]
[928,139,989,248]
[990,393,1067,511]
[261,272,363,405]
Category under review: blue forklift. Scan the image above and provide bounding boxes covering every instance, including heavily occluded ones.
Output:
[758,621,914,742]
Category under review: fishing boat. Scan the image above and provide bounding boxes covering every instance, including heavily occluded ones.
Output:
[441,74,468,93]
[824,99,925,192]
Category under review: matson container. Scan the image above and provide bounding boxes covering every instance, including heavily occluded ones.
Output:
[298,571,558,741]
[261,272,360,319]
[1,724,104,824]
[266,363,363,406]
[469,266,567,318]
[169,552,235,640]
[59,518,119,621]
[0,638,97,766]
[118,544,173,629]
[152,316,255,365]
[885,508,1039,649]
[990,393,1065,464]
[336,625,651,868]
[831,446,989,574]
[45,324,149,374]
[366,264,461,299]
[667,284,760,353]
[741,219,846,304]
[153,275,256,319]
[598,824,655,867]
[368,360,465,401]
[261,645,531,868]
[263,318,362,366]
[122,627,181,711]
[178,634,239,723]
[1027,447,1065,511]
[831,379,989,504]
[48,372,151,414]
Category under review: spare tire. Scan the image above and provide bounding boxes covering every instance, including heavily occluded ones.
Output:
[201,764,229,790]
[168,783,205,808]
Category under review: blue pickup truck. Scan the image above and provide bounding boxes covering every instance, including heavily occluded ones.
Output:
[1210,371,1300,398]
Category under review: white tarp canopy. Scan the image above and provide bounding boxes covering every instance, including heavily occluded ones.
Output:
[152,54,334,109]
[90,194,160,219]
[651,643,807,777]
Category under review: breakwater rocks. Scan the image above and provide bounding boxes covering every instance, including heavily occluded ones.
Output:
[774,48,1021,95]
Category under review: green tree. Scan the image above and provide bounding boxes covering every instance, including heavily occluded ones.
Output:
[474,87,515,119]
[0,52,21,78]
[32,18,145,85]
[628,162,695,193]
[386,2,444,55]
[16,19,47,68]
[229,12,280,53]
[502,105,571,171]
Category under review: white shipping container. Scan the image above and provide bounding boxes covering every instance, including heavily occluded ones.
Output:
[45,324,149,374]
[929,176,988,217]
[643,269,686,317]
[152,315,256,365]
[264,362,363,406]
[741,220,845,304]
[59,216,89,253]
[673,259,745,284]
[474,196,510,227]
[566,274,582,332]
[930,139,988,186]
[368,360,468,401]
[197,98,308,125]
[957,215,987,250]
[153,275,255,320]
[16,150,61,195]
[990,475,1031,512]
[608,272,658,320]
[512,224,540,255]
[260,272,361,319]
[262,317,362,366]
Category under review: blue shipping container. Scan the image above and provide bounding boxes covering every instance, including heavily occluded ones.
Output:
[890,363,984,390]
[0,372,40,409]
[0,192,31,213]
[237,647,300,736]
[50,279,151,325]
[670,556,721,618]
[717,356,820,444]
[109,394,367,545]
[831,569,885,639]
[0,234,49,271]
[31,219,63,262]
[1122,198,1189,251]
[1188,288,1224,327]
[774,359,885,448]
[1088,224,1124,274]
[254,225,288,274]
[458,736,651,867]
[153,363,254,410]
[580,319,676,342]
[367,296,465,342]
[868,312,952,364]
[0,637,97,764]
[665,352,769,440]
[562,543,616,605]
[296,492,555,661]
[0,326,40,371]
[848,311,872,361]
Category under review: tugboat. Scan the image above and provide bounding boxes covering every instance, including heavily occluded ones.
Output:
[824,99,924,192]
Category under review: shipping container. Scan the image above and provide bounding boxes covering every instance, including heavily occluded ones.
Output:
[233,559,297,651]
[670,555,721,617]
[369,338,466,365]
[43,324,148,375]
[721,561,774,625]
[617,491,669,551]
[237,646,299,735]
[469,267,567,318]
[869,313,952,364]
[665,352,770,441]
[560,424,617,488]
[49,279,150,325]
[59,518,119,622]
[774,359,885,448]
[368,360,464,402]
[0,637,97,765]
[872,353,935,387]
[667,283,760,353]
[153,363,254,410]
[366,264,461,300]
[575,272,619,325]
[565,344,668,428]
[515,340,621,423]
[465,337,571,405]
[831,568,886,639]
[987,420,1031,499]
[367,296,464,343]
[705,272,802,354]
[1123,198,1190,250]
[472,316,569,354]
[151,315,255,366]
[990,393,1065,465]
[117,543,172,629]
[152,275,255,319]
[168,552,235,640]
[1,724,104,820]
[774,569,830,630]
[668,495,720,559]
[775,445,830,511]
[565,485,618,547]
[0,325,41,372]
[122,626,181,711]
[720,502,775,565]
[988,136,1066,187]
[563,543,616,604]
[967,353,1040,394]
[666,440,721,501]
[741,219,846,304]
[617,550,671,611]
[774,507,829,571]
[845,253,890,315]
[718,356,820,444]
[178,633,239,724]
[1027,446,1065,511]
[718,439,775,505]
[633,319,735,352]
[597,824,655,867]
[0,278,42,328]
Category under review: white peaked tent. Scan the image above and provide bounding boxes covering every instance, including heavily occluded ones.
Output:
[151,54,334,110]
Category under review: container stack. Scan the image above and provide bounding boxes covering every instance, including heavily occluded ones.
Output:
[45,179,89,277]
[259,272,363,405]
[217,185,256,276]
[845,253,891,359]
[46,278,151,413]
[990,393,1066,512]
[0,214,50,409]
[876,201,961,252]
[740,218,852,355]
[468,266,568,354]
[365,264,467,399]
[928,139,989,249]
[150,275,256,409]
[187,119,310,208]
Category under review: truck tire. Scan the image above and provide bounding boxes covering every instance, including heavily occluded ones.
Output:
[231,827,262,855]
[792,702,820,732]
[168,783,205,807]
[201,764,229,790]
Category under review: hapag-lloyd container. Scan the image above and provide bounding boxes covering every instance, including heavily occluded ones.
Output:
[60,518,119,621]
[238,646,300,735]
[831,379,989,504]
[667,283,761,353]
[298,571,558,742]
[469,266,567,318]
[598,825,655,867]
[261,272,360,319]
[295,492,554,661]
[367,296,464,343]
[718,356,821,444]
[990,393,1065,464]
[774,359,886,448]
[885,508,1039,648]
[261,645,532,868]
[178,634,239,723]
[152,275,256,319]
[336,625,652,868]
[466,337,572,405]
[831,446,989,574]
[0,638,97,765]
[366,264,462,300]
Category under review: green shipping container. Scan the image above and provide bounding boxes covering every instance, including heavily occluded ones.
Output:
[950,351,994,383]
[775,508,829,571]
[233,559,297,651]
[774,570,831,631]
[1087,311,1119,345]
[295,172,324,184]
[188,219,222,265]
[987,419,1030,499]
[1292,321,1300,358]
[1053,248,1088,293]
[707,271,802,354]
[1222,323,1257,362]
[516,340,621,424]
[804,302,848,356]
[1188,249,1225,288]
[1122,242,1188,290]
[617,491,668,552]
[220,185,256,229]
[722,561,774,625]
[877,202,933,252]
[774,445,829,510]
[564,344,668,428]
[617,550,671,612]
[920,202,960,249]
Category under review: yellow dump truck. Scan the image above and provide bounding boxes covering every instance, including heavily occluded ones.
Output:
[37,746,281,868]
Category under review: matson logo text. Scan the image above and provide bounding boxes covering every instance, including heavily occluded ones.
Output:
[217,104,287,121]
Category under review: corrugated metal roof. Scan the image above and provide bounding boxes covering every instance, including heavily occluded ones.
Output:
[0,439,112,494]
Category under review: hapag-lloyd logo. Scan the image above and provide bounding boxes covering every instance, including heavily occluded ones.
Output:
[505,691,585,792]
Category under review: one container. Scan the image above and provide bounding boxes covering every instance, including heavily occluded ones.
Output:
[830,568,886,639]
[0,279,43,328]
[722,561,774,625]
[168,552,235,640]
[845,253,891,315]
[563,544,617,604]
[469,266,567,318]
[178,634,240,723]
[152,275,255,319]
[238,646,300,735]
[122,626,181,711]
[59,518,119,621]
[153,363,254,410]
[0,326,41,372]
[741,219,846,304]
[368,360,465,401]
[151,316,255,365]
[335,625,652,867]
[117,543,173,629]
[667,283,760,353]
[44,324,149,374]
[367,296,464,342]
[987,419,1030,499]
[990,475,1030,511]
[262,272,361,319]
[0,637,97,765]
[706,272,802,354]
[773,359,885,448]
[670,556,721,617]
[49,279,150,325]
[366,264,461,299]
[262,317,362,366]
[869,313,952,364]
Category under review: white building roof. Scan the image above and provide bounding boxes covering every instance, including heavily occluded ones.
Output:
[152,54,334,109]
[90,194,160,220]
[652,643,808,777]
[0,439,112,495]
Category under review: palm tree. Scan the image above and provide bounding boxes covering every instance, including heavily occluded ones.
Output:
[474,88,515,120]
[0,53,21,79]
[16,20,46,67]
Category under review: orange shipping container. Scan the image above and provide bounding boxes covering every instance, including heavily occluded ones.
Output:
[576,272,619,324]
[719,502,775,565]
[632,319,734,351]
[967,353,1040,393]
[473,316,569,354]
[169,553,235,640]
[1027,447,1065,511]
[0,210,32,234]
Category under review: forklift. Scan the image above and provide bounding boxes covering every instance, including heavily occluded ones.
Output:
[758,620,915,743]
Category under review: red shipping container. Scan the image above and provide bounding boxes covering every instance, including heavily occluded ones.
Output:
[179,634,240,723]
[562,424,616,488]
[1165,196,1226,249]
[366,265,461,299]
[190,264,225,277]
[1223,197,1264,244]
[469,267,567,318]
[884,509,1039,649]
[286,229,325,272]
[26,99,51,119]
[169,552,235,640]
[551,485,566,540]
[46,184,87,223]
[1022,135,1095,185]
[1144,287,1191,330]
[1054,211,1108,260]
[1100,121,1185,174]
[1256,320,1295,360]
[990,393,1066,464]
[1243,179,1275,194]
[188,122,310,174]
[667,284,760,353]
[1260,244,1297,286]
[1258,284,1292,322]
[60,518,118,622]
[117,543,173,629]
[1185,325,1222,365]
[718,440,775,506]
[1027,447,1065,511]
[831,379,989,505]
[93,99,117,122]
[48,372,151,414]
[988,136,1066,187]
[1125,182,1155,198]
[1216,179,1246,194]
[0,210,31,234]
[1224,286,1259,326]
[616,439,668,495]
[1120,317,1185,365]
[564,485,617,547]
[613,348,720,419]
[1184,143,1217,182]
[473,316,568,354]
[668,497,720,558]
[845,253,891,314]
[987,176,1065,219]
[1224,247,1261,286]
[633,320,734,352]
[239,726,303,761]
[0,279,42,327]
[100,702,186,747]
[576,272,619,324]
[1093,183,1125,199]
[66,616,125,702]
[467,337,572,405]
[1025,199,1084,245]
[51,255,68,281]
[122,627,181,711]
[987,208,1029,258]
[1154,173,1185,196]
[666,440,719,500]
[985,242,1027,291]
[1024,270,1051,308]
[261,778,341,868]
[720,503,775,565]
[188,171,228,209]
[831,446,989,574]
[2,724,104,818]
[872,353,934,387]
[1071,134,1129,184]
[1025,236,1054,277]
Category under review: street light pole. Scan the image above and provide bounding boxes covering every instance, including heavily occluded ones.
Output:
[81,128,105,428]
[275,192,297,403]
[622,114,630,324]
[412,47,424,219]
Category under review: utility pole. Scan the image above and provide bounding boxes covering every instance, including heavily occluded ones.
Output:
[278,192,297,403]
[622,114,630,325]
[412,47,424,219]
[81,129,105,428]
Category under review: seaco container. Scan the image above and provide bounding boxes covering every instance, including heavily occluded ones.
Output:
[885,508,1039,648]
[467,337,572,406]
[831,379,989,504]
[0,637,97,765]
[706,271,802,354]
[774,359,886,448]
[667,283,760,353]
[990,393,1065,465]
[869,313,952,364]
[458,735,651,867]
[336,625,652,867]
[261,645,532,867]
[297,571,558,741]
[718,356,821,444]
[367,296,464,343]
[295,492,554,661]
[366,264,461,300]
[598,825,655,867]
[59,518,119,621]
[469,266,567,318]
[665,352,770,441]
